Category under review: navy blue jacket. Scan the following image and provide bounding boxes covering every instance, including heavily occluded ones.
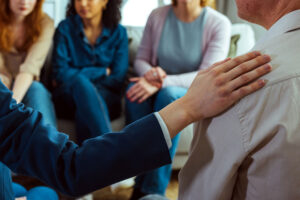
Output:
[0,81,171,198]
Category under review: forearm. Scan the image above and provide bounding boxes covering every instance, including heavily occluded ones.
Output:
[159,97,200,138]
[12,73,33,103]
[134,59,153,76]
[100,65,128,90]
[52,65,81,84]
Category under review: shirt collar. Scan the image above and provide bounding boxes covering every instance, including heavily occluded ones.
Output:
[74,15,84,35]
[73,14,111,42]
[256,10,300,46]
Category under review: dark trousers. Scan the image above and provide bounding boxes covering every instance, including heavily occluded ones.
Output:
[53,75,121,144]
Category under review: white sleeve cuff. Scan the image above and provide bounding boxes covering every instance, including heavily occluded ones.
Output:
[154,112,172,149]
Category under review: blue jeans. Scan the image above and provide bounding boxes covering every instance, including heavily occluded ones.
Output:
[0,162,14,200]
[0,162,58,200]
[22,81,57,127]
[53,75,121,144]
[13,183,58,200]
[126,85,187,195]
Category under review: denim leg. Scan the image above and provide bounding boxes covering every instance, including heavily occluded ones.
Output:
[26,186,58,200]
[22,81,57,127]
[61,75,112,143]
[0,162,14,200]
[125,83,154,125]
[95,84,122,121]
[135,86,187,195]
[12,183,27,198]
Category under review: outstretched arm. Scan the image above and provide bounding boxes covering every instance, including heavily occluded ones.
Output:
[0,52,271,197]
[0,82,170,197]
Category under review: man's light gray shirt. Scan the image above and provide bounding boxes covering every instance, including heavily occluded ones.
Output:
[178,10,300,200]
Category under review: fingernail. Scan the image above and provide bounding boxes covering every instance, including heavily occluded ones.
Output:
[263,55,271,61]
[264,64,272,70]
[259,79,268,86]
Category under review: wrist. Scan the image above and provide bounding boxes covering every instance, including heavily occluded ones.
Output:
[158,98,196,138]
[12,94,21,104]
[179,95,204,123]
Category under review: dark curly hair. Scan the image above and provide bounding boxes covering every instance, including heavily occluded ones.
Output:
[66,0,122,29]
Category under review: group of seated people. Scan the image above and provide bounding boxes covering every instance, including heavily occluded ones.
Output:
[1,0,230,199]
[1,0,300,199]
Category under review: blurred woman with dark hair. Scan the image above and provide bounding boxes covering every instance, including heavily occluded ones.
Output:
[126,0,231,199]
[0,0,58,198]
[52,0,128,144]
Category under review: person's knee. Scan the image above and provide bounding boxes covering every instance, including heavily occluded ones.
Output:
[29,81,46,91]
[12,183,27,198]
[71,75,94,91]
[26,186,58,200]
[28,81,51,97]
[155,87,185,109]
[157,87,181,101]
[73,74,88,83]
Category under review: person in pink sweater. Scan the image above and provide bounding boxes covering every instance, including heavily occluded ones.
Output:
[125,0,231,199]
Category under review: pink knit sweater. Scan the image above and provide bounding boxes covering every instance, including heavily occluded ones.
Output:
[134,5,231,88]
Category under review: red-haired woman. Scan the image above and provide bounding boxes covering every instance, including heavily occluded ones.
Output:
[0,0,56,126]
[0,0,57,199]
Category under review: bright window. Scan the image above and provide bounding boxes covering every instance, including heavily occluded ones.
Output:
[121,0,172,27]
[121,0,159,26]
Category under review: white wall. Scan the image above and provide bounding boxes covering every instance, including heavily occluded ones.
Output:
[43,0,69,26]
[121,0,158,26]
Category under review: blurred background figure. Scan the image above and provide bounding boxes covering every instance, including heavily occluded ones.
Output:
[125,0,231,199]
[51,0,128,144]
[0,0,58,199]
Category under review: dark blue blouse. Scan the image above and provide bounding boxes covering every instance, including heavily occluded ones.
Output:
[52,15,129,92]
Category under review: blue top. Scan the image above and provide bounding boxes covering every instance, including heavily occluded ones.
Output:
[52,15,129,92]
[0,80,170,199]
[157,7,207,75]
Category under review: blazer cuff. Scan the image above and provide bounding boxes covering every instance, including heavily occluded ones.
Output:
[154,112,172,149]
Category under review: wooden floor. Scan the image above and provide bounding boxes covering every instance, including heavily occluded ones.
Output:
[13,171,179,200]
[93,171,179,200]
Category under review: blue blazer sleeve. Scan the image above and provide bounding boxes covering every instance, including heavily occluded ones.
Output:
[0,81,171,197]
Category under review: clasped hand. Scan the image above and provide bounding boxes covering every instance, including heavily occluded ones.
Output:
[126,67,167,103]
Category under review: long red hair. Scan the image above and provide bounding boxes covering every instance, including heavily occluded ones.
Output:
[0,0,45,52]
